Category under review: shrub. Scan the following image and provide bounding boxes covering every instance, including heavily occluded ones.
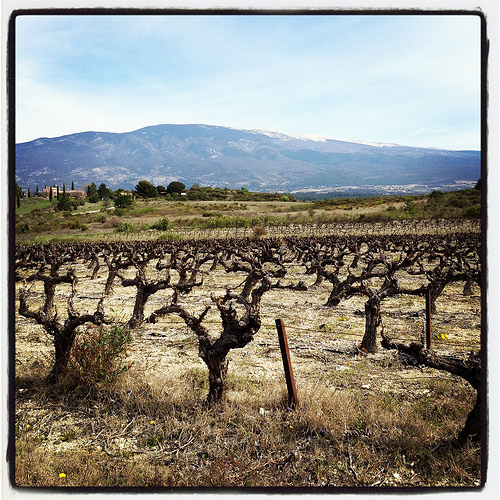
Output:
[67,325,133,388]
[465,205,481,217]
[429,189,443,199]
[94,214,107,224]
[158,233,182,241]
[403,200,418,215]
[150,217,171,231]
[88,193,100,203]
[68,220,88,231]
[113,222,136,233]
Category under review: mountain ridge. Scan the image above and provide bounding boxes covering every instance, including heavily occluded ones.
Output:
[15,124,480,193]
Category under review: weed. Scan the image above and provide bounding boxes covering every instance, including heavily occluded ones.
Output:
[146,433,164,448]
[60,429,76,442]
[66,325,133,389]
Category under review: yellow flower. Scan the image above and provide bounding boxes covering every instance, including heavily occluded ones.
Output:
[289,425,293,429]
[26,424,30,429]
[150,420,155,424]
[59,473,66,478]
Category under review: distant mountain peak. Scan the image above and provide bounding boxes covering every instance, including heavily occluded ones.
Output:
[15,123,480,194]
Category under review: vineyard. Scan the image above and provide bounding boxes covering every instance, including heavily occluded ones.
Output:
[13,219,483,488]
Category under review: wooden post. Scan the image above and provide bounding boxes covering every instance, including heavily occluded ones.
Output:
[275,319,298,407]
[425,287,432,349]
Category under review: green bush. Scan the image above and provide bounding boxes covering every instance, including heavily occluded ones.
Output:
[113,222,136,233]
[150,217,171,231]
[68,220,88,231]
[465,205,481,217]
[158,233,182,241]
[403,200,418,214]
[88,193,100,203]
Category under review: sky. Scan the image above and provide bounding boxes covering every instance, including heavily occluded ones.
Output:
[14,12,482,150]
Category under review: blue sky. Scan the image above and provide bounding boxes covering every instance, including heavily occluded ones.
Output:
[15,13,481,150]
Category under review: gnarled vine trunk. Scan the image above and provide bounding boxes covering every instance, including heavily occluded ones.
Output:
[381,333,482,445]
[200,346,230,405]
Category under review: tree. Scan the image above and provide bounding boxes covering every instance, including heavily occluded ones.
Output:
[114,192,134,209]
[85,183,99,202]
[71,181,75,191]
[98,183,112,199]
[86,182,97,197]
[166,181,186,195]
[57,192,72,211]
[135,180,158,199]
[403,200,417,214]
[56,186,60,200]
[156,185,166,195]
[429,189,443,199]
[49,187,53,202]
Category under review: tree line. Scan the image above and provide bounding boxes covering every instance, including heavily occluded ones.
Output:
[16,179,296,208]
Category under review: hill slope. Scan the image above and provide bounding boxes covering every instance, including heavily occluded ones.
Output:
[15,124,480,192]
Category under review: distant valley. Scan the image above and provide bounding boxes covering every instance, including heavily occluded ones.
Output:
[15,124,481,195]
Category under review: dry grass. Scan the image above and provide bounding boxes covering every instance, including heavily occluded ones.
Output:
[14,360,480,488]
[13,251,482,489]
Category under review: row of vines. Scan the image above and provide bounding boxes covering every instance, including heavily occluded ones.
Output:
[14,222,482,444]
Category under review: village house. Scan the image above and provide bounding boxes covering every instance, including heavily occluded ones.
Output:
[42,187,86,198]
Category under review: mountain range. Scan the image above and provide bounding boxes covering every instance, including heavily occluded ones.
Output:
[15,124,481,194]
